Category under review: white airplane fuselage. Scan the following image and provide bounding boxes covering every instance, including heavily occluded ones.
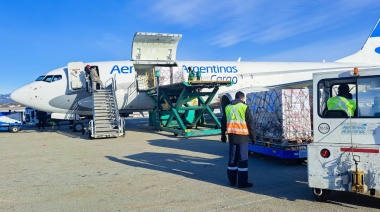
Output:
[10,60,379,116]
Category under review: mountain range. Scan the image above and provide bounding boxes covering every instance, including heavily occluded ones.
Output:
[0,94,17,105]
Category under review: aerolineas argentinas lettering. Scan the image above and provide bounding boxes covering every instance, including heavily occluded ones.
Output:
[109,65,134,74]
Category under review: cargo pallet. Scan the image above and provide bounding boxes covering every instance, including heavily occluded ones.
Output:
[147,80,231,138]
[248,141,307,162]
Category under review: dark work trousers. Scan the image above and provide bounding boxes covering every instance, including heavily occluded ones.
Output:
[227,142,249,187]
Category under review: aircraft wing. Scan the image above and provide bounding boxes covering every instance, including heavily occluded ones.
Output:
[264,79,313,90]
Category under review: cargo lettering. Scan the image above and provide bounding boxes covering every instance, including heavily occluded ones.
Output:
[211,75,238,84]
[110,65,134,74]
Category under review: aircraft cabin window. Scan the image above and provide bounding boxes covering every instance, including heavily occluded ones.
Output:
[35,76,45,81]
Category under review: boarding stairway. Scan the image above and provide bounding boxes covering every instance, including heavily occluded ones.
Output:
[89,79,124,139]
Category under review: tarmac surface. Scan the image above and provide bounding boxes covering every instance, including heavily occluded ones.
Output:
[1,117,380,211]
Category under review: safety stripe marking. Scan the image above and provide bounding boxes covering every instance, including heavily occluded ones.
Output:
[340,148,379,153]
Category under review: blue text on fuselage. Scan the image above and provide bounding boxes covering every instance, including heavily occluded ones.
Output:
[210,75,238,84]
[182,65,238,73]
[109,65,134,74]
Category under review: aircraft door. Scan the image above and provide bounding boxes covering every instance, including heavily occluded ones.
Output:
[67,62,86,91]
[131,33,182,61]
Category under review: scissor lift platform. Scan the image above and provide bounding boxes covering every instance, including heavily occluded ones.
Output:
[146,81,231,138]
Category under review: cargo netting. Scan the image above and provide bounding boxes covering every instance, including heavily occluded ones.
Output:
[246,89,313,145]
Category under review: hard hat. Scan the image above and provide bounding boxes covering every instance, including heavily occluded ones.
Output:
[86,64,91,68]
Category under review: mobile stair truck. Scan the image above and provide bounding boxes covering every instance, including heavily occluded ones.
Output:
[308,67,380,201]
[0,111,23,133]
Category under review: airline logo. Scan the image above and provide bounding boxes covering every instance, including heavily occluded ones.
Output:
[370,20,380,38]
[182,65,238,73]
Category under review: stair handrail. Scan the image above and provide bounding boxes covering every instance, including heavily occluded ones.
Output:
[110,76,123,135]
[91,92,96,135]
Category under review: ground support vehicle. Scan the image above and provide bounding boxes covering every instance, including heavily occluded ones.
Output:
[308,67,380,201]
[0,111,23,133]
[147,80,231,138]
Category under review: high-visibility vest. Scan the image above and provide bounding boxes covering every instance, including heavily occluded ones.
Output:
[327,96,356,116]
[225,103,249,135]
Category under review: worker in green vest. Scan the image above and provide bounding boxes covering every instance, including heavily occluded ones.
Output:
[196,69,202,81]
[221,91,256,188]
[188,67,195,82]
[327,83,356,116]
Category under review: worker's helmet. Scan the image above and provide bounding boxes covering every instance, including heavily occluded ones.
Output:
[86,64,91,68]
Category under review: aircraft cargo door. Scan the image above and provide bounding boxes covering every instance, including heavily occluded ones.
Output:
[131,32,182,61]
[67,62,86,91]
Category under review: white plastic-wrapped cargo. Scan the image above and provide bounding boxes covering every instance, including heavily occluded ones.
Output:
[246,89,313,144]
[144,67,185,89]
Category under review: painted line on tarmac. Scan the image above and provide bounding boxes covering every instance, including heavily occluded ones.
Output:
[207,197,274,212]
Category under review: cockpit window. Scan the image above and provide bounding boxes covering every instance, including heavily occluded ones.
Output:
[35,76,45,81]
[52,75,62,82]
[43,75,53,82]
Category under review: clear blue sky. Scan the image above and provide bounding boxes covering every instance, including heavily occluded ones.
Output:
[1,0,380,94]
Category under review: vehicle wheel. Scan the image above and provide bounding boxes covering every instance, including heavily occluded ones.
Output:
[312,188,330,202]
[73,123,84,132]
[9,126,20,133]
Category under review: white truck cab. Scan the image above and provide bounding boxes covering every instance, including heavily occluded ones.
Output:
[308,67,380,201]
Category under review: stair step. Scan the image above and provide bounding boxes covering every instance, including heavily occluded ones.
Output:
[95,125,118,129]
[95,129,119,133]
[94,119,115,123]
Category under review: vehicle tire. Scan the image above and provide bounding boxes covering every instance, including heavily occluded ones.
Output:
[312,188,330,202]
[73,123,84,132]
[9,126,20,133]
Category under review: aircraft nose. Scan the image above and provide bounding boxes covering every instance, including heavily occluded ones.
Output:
[10,86,30,106]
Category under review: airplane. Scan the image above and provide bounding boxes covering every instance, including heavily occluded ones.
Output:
[10,19,380,120]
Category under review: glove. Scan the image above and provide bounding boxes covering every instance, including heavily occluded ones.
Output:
[221,135,227,143]
[250,136,255,144]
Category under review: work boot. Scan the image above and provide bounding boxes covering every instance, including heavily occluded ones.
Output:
[238,182,253,188]
[227,169,237,186]
[237,170,252,188]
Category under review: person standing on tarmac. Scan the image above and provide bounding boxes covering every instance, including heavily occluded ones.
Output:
[89,66,105,91]
[36,110,47,129]
[221,91,256,188]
